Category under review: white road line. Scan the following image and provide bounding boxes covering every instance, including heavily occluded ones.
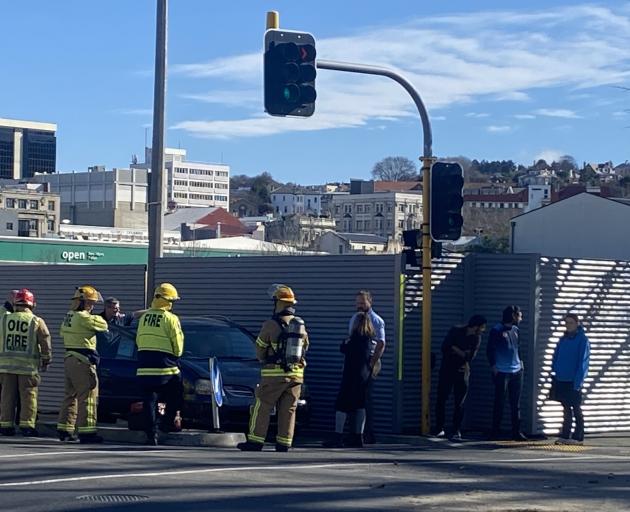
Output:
[0,462,387,487]
[0,449,189,459]
[0,454,627,488]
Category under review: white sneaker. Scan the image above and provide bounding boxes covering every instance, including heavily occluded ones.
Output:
[434,430,446,438]
[450,431,463,441]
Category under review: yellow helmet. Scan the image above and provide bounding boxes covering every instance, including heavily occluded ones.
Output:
[269,284,297,304]
[72,285,102,302]
[154,282,180,301]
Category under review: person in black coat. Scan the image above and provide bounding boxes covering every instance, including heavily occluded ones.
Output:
[324,312,375,448]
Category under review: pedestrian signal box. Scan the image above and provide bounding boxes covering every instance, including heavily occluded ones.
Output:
[264,29,317,117]
[430,162,464,241]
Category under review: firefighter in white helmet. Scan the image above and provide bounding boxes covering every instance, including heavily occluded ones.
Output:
[135,283,184,446]
[238,284,309,452]
[0,289,51,437]
[57,285,108,443]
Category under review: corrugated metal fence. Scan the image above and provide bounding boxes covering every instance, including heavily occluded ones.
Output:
[155,255,399,432]
[1,252,628,436]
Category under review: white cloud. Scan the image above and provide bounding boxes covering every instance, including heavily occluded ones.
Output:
[465,112,490,118]
[486,125,512,133]
[535,149,565,163]
[612,110,630,117]
[172,5,630,139]
[534,108,582,119]
[432,116,447,121]
[514,114,536,119]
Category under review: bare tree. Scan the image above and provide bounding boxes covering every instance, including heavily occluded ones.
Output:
[371,156,417,181]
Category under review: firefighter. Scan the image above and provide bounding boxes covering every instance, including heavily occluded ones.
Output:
[135,283,184,446]
[0,289,51,436]
[237,284,309,452]
[57,285,108,443]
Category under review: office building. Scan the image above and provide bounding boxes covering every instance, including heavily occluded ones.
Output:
[0,118,56,179]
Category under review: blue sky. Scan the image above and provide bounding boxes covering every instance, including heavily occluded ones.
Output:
[3,1,630,183]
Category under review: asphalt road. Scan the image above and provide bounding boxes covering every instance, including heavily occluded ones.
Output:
[1,436,629,512]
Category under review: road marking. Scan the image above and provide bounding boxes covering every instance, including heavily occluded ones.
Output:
[0,454,627,488]
[0,462,387,487]
[0,449,189,459]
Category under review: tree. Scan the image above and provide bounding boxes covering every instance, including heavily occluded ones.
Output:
[372,156,417,181]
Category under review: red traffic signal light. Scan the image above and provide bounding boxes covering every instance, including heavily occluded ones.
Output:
[264,30,317,117]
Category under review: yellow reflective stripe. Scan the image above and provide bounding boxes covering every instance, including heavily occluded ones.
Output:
[19,420,36,428]
[78,426,97,433]
[87,395,96,429]
[0,421,14,428]
[249,398,261,437]
[261,368,304,378]
[255,337,267,348]
[247,434,265,444]
[137,367,180,376]
[276,435,292,446]
[57,423,74,432]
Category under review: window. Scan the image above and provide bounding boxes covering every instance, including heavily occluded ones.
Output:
[47,219,55,231]
[284,206,288,213]
[364,205,371,214]
[214,195,228,202]
[399,204,406,212]
[334,206,340,215]
[338,245,344,254]
[398,220,404,228]
[5,198,15,208]
[356,204,364,213]
[356,220,363,230]
[272,195,276,201]
[344,204,352,214]
[275,206,280,213]
[314,197,318,203]
[18,199,27,209]
[387,204,392,213]
[215,171,229,177]
[283,196,286,201]
[364,221,371,230]
[6,222,13,230]
[215,183,228,189]
[29,219,37,230]
[30,200,39,210]
[376,203,383,213]
[48,201,55,211]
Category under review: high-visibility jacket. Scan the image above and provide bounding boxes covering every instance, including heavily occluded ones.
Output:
[0,310,52,376]
[136,307,184,377]
[255,316,309,382]
[60,310,108,364]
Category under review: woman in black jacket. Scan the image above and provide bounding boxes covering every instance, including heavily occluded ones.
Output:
[324,312,375,448]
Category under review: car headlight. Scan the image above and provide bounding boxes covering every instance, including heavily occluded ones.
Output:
[194,379,213,395]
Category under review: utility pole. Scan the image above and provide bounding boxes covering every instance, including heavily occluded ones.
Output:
[147,0,167,306]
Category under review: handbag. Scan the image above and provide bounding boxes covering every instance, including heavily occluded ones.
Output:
[548,378,560,402]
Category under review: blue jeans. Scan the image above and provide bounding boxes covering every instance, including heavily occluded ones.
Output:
[492,370,523,435]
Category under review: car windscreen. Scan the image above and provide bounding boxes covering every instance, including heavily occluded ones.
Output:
[182,323,256,360]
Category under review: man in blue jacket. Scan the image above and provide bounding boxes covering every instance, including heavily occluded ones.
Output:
[487,305,528,441]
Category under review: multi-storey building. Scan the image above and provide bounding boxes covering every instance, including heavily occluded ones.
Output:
[133,147,230,210]
[0,182,60,237]
[271,185,326,216]
[0,118,56,179]
[329,180,422,241]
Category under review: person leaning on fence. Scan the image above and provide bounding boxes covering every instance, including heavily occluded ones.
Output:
[324,312,376,448]
[551,313,590,446]
[433,314,487,441]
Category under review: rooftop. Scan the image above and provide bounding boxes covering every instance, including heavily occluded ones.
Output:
[0,117,57,132]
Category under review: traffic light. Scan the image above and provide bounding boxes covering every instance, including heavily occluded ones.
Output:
[430,162,464,241]
[264,29,317,117]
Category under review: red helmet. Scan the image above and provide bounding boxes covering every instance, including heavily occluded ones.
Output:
[14,288,35,307]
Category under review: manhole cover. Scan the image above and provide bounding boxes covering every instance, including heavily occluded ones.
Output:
[76,494,150,503]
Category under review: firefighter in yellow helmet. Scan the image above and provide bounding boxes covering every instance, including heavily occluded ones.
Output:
[135,283,184,446]
[57,285,108,443]
[0,289,51,437]
[237,284,309,452]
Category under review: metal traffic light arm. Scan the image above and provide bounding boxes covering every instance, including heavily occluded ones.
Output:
[317,58,434,436]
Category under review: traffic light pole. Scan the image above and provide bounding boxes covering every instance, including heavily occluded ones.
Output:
[316,59,434,435]
[147,0,167,307]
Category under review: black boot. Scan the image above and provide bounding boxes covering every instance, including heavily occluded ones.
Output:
[275,443,290,452]
[322,433,344,448]
[346,433,364,448]
[0,427,16,436]
[237,441,263,451]
[20,427,39,437]
[58,430,78,442]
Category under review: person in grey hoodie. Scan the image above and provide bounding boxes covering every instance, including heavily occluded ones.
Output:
[552,313,590,445]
